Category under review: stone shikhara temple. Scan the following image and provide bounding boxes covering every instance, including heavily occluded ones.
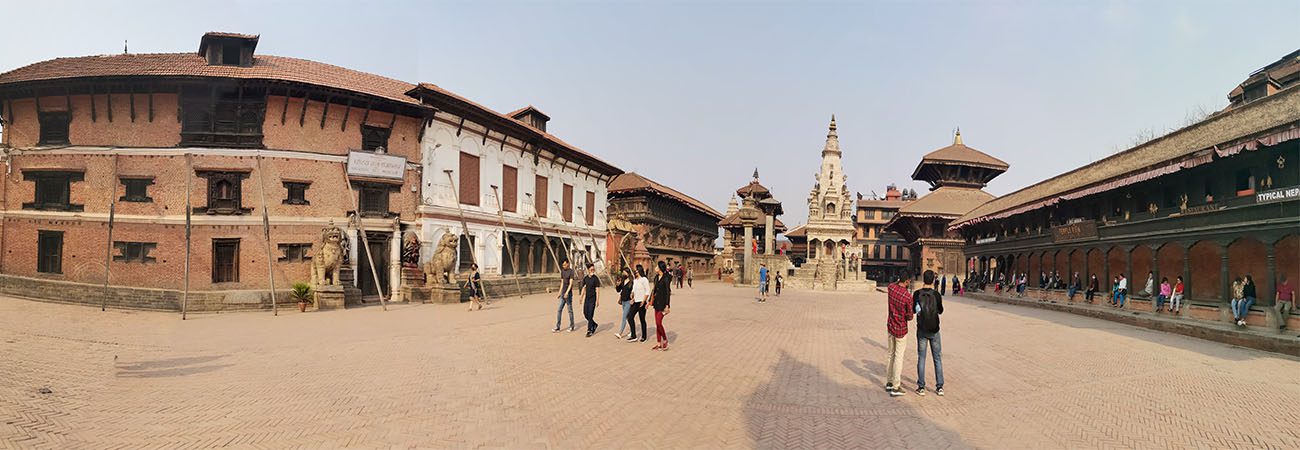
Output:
[0,32,622,311]
[952,50,1299,329]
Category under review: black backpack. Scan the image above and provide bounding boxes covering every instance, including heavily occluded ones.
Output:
[915,288,941,333]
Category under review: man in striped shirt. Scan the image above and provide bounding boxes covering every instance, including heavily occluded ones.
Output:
[886,275,915,397]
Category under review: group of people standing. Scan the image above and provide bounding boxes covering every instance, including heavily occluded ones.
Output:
[551,259,674,350]
[884,270,946,397]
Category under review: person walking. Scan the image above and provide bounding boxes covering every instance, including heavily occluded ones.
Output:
[651,261,672,350]
[939,274,947,296]
[913,270,945,397]
[579,263,602,337]
[614,268,634,339]
[628,265,650,342]
[687,266,694,289]
[1155,277,1171,312]
[775,273,783,296]
[1276,275,1294,331]
[1230,276,1245,325]
[553,260,576,333]
[1086,274,1099,303]
[1171,276,1186,314]
[885,275,914,397]
[465,263,484,311]
[676,263,685,289]
[1237,275,1256,327]
[758,263,770,302]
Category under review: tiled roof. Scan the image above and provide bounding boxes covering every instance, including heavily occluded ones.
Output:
[897,187,994,218]
[719,213,787,231]
[608,172,723,220]
[953,85,1300,227]
[736,180,771,197]
[912,142,1009,179]
[507,105,550,120]
[408,83,621,176]
[0,52,424,106]
[204,31,259,40]
[784,224,806,237]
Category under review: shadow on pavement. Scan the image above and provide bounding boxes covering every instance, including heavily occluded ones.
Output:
[744,350,967,449]
[116,355,231,378]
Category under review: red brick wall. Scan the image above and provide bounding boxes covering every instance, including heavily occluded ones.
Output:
[1188,240,1221,301]
[261,96,422,161]
[1228,237,1267,301]
[1131,245,1152,289]
[4,96,183,148]
[1107,247,1126,285]
[1277,234,1299,298]
[1157,244,1183,286]
[1087,248,1105,280]
[1069,249,1085,277]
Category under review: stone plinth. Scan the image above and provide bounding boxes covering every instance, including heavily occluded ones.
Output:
[314,285,346,310]
[400,267,424,302]
[339,268,363,305]
[406,285,462,304]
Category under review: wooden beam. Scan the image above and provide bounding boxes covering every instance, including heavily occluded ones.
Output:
[279,89,289,125]
[482,128,489,145]
[106,85,114,122]
[176,85,182,123]
[359,103,371,127]
[416,116,430,142]
[129,84,136,123]
[90,85,97,123]
[34,89,41,112]
[299,94,309,126]
[455,116,465,136]
[63,87,72,115]
[147,85,154,122]
[319,96,331,129]
[499,131,508,151]
[387,110,397,129]
[340,99,352,131]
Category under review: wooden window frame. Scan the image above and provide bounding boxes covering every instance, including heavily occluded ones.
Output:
[535,175,549,218]
[212,238,240,283]
[37,230,64,274]
[282,181,310,205]
[22,170,84,212]
[38,111,71,146]
[501,165,518,213]
[458,152,480,206]
[179,85,266,148]
[120,177,154,202]
[112,241,158,263]
[361,125,391,152]
[354,181,398,218]
[277,243,313,262]
[562,184,573,222]
[584,191,595,226]
[195,171,251,215]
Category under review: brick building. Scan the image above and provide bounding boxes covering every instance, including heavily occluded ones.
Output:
[854,185,914,282]
[950,52,1300,328]
[605,172,722,273]
[0,32,620,311]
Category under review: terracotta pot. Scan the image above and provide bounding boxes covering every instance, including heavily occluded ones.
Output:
[298,301,307,312]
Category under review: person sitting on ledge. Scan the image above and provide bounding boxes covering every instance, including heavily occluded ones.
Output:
[1276,275,1294,332]
[1155,277,1171,313]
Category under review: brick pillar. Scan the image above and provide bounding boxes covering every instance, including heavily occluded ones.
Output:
[1150,249,1159,295]
[1265,245,1276,307]
[1181,242,1191,300]
[1125,247,1133,292]
[1220,243,1230,303]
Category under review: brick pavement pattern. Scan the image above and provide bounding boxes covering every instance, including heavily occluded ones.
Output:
[3,281,1299,449]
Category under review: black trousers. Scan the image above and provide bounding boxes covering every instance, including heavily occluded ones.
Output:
[627,302,647,338]
[583,299,597,333]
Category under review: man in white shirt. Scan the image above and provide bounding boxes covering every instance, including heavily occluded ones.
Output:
[627,264,651,342]
[1116,275,1129,309]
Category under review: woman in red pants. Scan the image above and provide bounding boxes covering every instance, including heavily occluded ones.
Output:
[650,261,673,351]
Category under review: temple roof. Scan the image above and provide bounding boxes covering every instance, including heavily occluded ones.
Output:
[896,187,995,218]
[911,130,1010,181]
[719,213,787,231]
[608,172,723,220]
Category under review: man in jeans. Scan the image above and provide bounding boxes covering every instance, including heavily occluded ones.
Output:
[758,263,770,302]
[913,270,944,396]
[1275,275,1293,331]
[553,260,576,333]
[885,275,914,397]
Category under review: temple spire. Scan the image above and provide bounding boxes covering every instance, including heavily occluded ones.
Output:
[822,114,840,155]
[954,127,962,145]
[752,168,760,180]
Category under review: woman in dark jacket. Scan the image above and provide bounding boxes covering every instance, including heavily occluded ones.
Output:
[651,261,672,351]
[1238,275,1257,326]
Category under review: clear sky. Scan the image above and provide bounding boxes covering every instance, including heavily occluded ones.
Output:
[2,0,1297,226]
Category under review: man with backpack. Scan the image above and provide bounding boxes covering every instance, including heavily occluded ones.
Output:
[914,270,945,397]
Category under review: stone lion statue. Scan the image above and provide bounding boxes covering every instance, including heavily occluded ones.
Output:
[312,223,345,286]
[424,233,459,285]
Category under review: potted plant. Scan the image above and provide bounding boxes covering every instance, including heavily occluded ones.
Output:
[291,282,313,312]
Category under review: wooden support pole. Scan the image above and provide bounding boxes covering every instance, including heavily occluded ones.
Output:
[455,117,465,136]
[387,110,397,130]
[525,193,562,272]
[255,155,279,316]
[340,99,352,131]
[490,185,524,297]
[341,168,389,311]
[576,206,613,285]
[101,155,120,311]
[182,153,193,320]
[482,129,489,145]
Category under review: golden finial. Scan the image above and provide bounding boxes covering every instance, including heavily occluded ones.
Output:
[954,127,963,145]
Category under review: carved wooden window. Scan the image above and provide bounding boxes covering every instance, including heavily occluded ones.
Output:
[459,152,480,206]
[212,238,240,283]
[180,85,265,148]
[38,111,70,146]
[535,175,548,218]
[120,178,154,202]
[585,191,595,226]
[277,243,313,262]
[283,181,310,205]
[361,125,390,151]
[113,241,157,263]
[356,182,395,218]
[37,230,63,274]
[502,165,517,212]
[197,171,250,215]
[23,170,84,212]
[1235,168,1255,194]
[562,184,573,222]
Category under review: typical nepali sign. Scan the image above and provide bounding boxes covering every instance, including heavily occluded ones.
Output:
[1052,221,1098,243]
[347,151,406,180]
[975,236,998,245]
[1255,186,1300,204]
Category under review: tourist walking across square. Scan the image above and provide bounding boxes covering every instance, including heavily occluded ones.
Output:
[628,265,650,342]
[580,263,602,337]
[758,263,770,302]
[775,273,783,296]
[651,261,673,350]
[913,270,945,397]
[1276,275,1294,331]
[614,268,634,339]
[465,263,484,312]
[885,275,914,397]
[554,260,576,333]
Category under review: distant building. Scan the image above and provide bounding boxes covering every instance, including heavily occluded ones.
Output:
[886,130,1008,280]
[605,172,722,273]
[855,185,913,282]
[1226,49,1299,110]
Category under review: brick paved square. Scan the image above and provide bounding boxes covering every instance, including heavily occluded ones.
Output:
[3,281,1299,449]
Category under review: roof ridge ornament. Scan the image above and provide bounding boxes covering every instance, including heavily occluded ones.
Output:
[753,168,759,180]
[954,127,962,145]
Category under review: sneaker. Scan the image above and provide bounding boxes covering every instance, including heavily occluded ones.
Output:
[936,387,944,396]
[585,331,593,337]
[915,387,926,396]
[615,333,623,339]
[626,336,637,341]
[884,383,894,391]
[569,326,576,333]
[552,328,561,333]
[888,388,905,397]
[639,337,647,342]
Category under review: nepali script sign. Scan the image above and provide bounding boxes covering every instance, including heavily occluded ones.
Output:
[1052,221,1098,243]
[347,152,407,180]
[1256,186,1300,205]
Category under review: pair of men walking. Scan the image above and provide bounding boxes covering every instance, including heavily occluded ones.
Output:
[553,260,602,337]
[884,270,945,397]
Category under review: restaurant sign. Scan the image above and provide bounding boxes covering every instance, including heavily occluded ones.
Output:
[1255,186,1300,205]
[347,151,407,180]
[1052,221,1098,243]
[975,236,998,245]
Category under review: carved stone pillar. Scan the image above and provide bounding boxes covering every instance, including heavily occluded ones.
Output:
[764,213,775,255]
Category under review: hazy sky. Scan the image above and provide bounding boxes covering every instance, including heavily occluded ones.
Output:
[2,0,1297,226]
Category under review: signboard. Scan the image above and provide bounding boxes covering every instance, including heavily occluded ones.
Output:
[975,236,998,245]
[347,151,407,180]
[1052,221,1098,243]
[1256,186,1300,205]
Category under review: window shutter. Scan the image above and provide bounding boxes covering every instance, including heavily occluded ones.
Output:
[502,165,518,212]
[562,184,573,222]
[585,191,595,226]
[458,152,480,205]
[535,176,548,218]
